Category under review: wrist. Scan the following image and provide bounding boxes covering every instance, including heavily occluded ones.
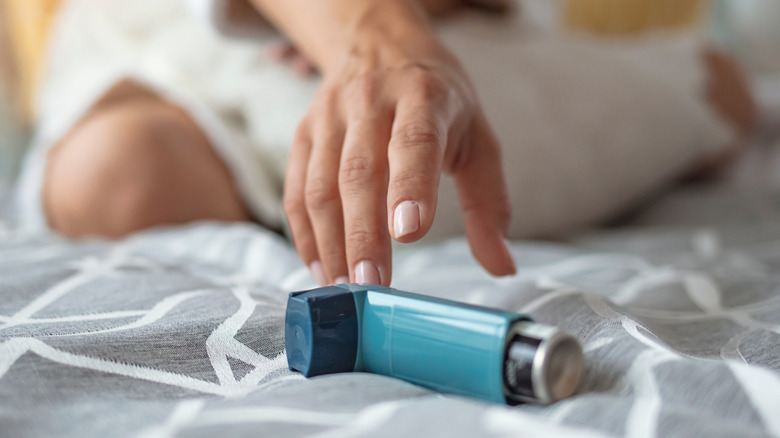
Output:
[323,1,455,74]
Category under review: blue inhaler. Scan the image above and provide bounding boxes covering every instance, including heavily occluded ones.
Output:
[285,284,583,404]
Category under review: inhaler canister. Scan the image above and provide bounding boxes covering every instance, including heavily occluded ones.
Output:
[285,284,583,404]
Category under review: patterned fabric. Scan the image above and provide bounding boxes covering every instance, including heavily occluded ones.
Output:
[2,206,780,437]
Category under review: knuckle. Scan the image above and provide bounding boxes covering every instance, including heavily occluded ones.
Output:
[346,227,383,248]
[347,74,380,108]
[304,176,340,211]
[311,119,344,146]
[293,122,310,145]
[312,90,339,112]
[412,71,447,102]
[393,121,443,150]
[463,193,511,226]
[492,200,511,225]
[339,155,382,187]
[497,195,512,222]
[318,247,345,267]
[282,191,305,217]
[390,170,436,194]
[307,92,341,120]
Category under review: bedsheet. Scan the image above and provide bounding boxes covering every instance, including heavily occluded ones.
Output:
[2,204,780,437]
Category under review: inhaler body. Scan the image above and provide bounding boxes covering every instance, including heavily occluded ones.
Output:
[285,284,583,404]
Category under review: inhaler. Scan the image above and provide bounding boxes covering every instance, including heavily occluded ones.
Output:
[285,284,583,404]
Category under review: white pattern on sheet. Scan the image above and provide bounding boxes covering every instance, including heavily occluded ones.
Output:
[2,222,780,437]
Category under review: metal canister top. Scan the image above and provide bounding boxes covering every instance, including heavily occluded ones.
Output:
[503,321,584,404]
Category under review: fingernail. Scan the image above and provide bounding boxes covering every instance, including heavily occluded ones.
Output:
[504,238,517,275]
[334,276,349,285]
[355,260,381,285]
[393,200,420,239]
[309,261,328,286]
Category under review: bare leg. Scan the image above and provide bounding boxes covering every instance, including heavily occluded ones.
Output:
[44,80,250,239]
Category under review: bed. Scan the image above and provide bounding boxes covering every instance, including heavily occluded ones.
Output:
[2,122,780,438]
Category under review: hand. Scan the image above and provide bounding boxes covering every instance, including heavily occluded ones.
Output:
[283,26,516,286]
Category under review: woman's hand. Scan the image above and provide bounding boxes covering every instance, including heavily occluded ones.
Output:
[283,32,516,286]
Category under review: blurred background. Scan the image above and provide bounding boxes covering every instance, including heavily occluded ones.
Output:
[1,0,779,194]
[536,0,780,123]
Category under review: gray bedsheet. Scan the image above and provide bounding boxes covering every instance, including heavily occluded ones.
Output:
[2,183,780,437]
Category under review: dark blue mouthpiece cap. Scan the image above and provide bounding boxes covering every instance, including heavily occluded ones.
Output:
[285,286,359,377]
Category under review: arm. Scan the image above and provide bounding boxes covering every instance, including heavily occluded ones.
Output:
[250,0,516,285]
[249,0,451,72]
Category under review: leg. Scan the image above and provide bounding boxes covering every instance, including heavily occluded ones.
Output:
[44,80,250,239]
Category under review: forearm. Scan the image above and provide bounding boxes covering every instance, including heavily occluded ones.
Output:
[248,0,447,73]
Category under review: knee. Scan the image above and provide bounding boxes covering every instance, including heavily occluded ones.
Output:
[44,101,219,238]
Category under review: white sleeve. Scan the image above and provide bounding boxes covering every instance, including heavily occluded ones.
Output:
[185,0,274,39]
